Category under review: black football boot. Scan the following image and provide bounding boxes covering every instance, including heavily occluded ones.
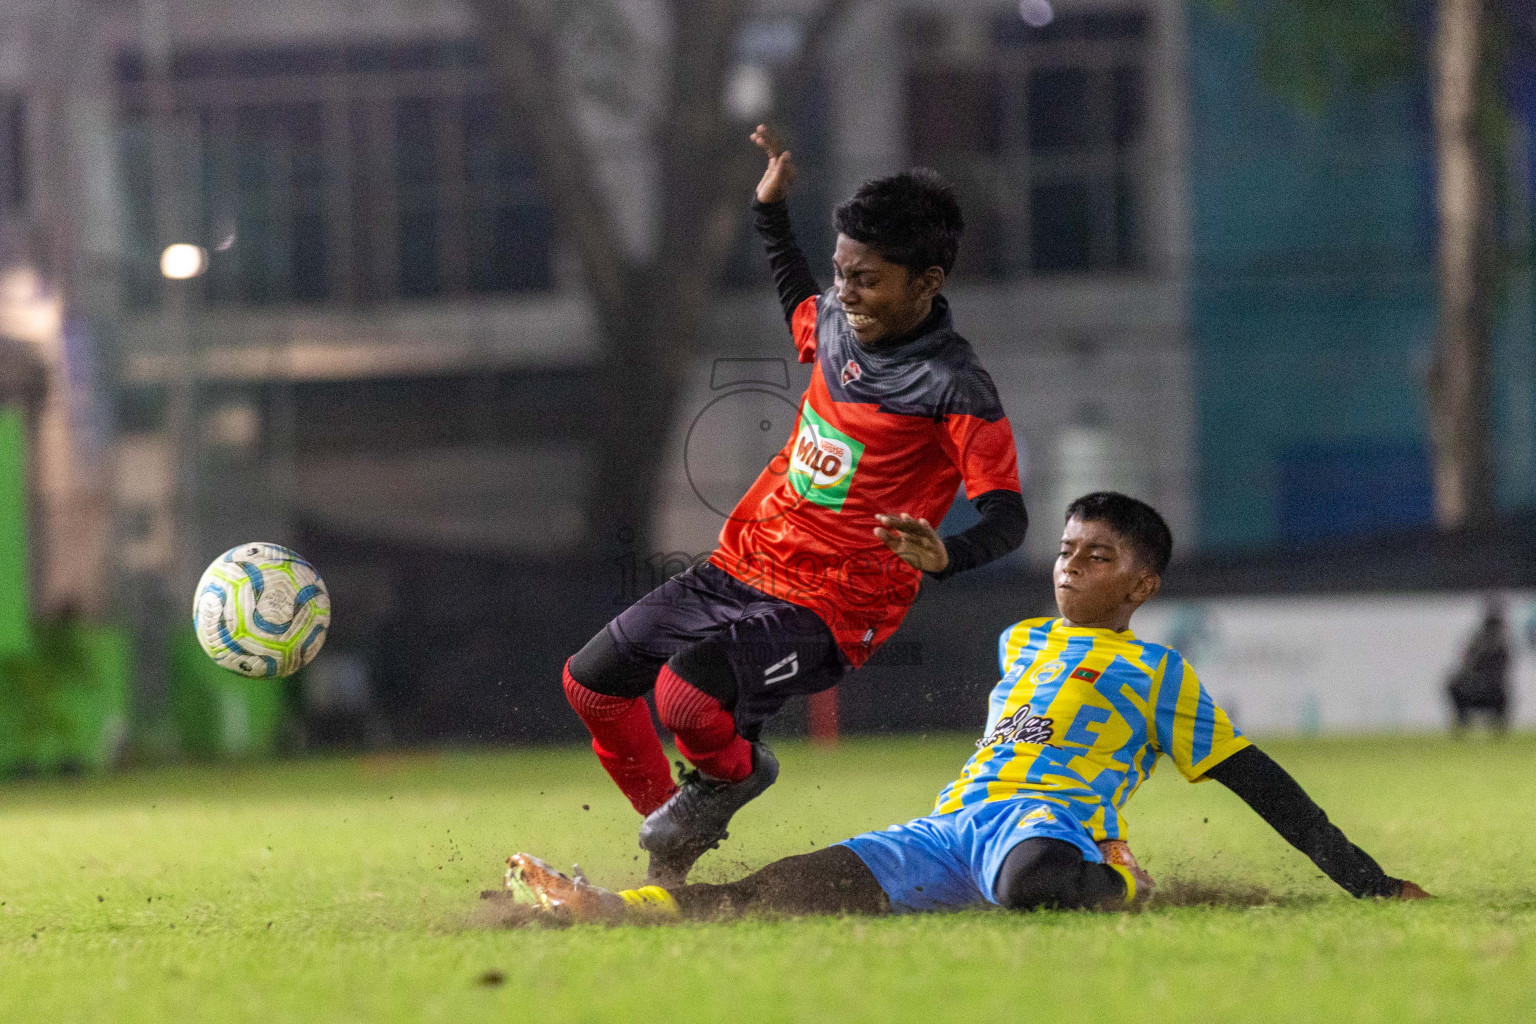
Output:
[638,742,780,887]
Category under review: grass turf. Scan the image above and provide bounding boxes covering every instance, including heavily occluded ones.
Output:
[1,734,1534,1022]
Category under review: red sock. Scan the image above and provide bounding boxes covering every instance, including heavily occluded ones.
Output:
[655,664,752,782]
[563,661,676,816]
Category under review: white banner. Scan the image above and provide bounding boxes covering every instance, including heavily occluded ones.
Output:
[1132,592,1536,734]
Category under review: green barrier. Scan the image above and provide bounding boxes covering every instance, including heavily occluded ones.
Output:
[0,619,131,774]
[0,406,31,660]
[170,629,285,758]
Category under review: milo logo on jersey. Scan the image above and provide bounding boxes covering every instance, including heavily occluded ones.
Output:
[788,404,865,511]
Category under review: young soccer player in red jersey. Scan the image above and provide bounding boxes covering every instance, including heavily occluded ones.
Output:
[512,493,1431,922]
[561,127,1028,885]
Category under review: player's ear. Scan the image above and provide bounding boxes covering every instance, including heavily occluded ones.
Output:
[913,265,945,301]
[1131,570,1161,605]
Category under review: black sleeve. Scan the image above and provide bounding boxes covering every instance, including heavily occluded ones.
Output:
[927,489,1028,581]
[752,199,821,321]
[1205,744,1403,899]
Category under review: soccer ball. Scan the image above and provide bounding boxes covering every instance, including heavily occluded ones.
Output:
[193,542,330,678]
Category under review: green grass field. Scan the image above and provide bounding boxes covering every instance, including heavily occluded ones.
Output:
[2,734,1534,1023]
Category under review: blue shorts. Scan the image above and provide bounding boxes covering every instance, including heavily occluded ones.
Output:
[839,799,1103,913]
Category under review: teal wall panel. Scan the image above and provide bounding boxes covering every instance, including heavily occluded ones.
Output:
[1184,3,1536,548]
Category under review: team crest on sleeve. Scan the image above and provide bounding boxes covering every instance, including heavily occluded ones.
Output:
[840,359,862,385]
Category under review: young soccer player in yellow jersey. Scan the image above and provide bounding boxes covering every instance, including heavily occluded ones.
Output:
[506,493,1430,920]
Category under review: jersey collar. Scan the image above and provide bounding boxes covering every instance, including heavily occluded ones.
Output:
[1048,618,1137,641]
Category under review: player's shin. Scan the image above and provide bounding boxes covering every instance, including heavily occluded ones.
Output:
[562,661,676,815]
[666,847,888,918]
[655,665,752,782]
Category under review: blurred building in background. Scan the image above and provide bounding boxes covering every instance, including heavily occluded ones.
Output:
[0,0,1534,754]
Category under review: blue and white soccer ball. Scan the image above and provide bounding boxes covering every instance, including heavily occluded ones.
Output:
[193,543,331,678]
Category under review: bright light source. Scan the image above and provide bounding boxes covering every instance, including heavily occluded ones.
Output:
[1019,0,1054,28]
[160,243,208,280]
[726,63,773,122]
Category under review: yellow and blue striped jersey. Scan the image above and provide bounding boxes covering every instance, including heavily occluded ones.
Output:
[933,617,1250,840]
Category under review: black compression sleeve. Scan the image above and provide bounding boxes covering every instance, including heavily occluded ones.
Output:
[1206,745,1402,899]
[752,199,821,321]
[994,838,1128,910]
[927,490,1028,581]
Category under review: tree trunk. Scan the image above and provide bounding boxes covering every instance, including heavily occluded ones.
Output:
[472,0,857,559]
[584,273,696,565]
[1428,0,1497,529]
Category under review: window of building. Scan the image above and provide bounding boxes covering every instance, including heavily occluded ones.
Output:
[905,9,1150,279]
[116,42,552,307]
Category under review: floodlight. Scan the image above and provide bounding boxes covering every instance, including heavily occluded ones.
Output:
[160,243,208,280]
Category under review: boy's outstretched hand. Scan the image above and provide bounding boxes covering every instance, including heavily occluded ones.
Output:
[751,124,796,204]
[875,513,949,574]
[1397,880,1432,900]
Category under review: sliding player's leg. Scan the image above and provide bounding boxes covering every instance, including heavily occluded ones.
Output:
[641,604,846,883]
[506,811,1148,922]
[669,845,887,918]
[505,845,885,923]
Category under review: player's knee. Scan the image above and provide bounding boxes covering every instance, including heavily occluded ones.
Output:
[562,660,638,723]
[995,869,1055,911]
[994,839,1079,911]
[666,641,739,709]
[567,629,655,700]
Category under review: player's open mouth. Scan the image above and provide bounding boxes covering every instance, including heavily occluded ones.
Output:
[844,311,877,330]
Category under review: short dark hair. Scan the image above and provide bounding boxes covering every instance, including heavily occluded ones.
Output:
[1064,492,1173,575]
[833,168,964,274]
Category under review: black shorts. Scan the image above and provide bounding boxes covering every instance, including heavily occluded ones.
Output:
[569,562,849,739]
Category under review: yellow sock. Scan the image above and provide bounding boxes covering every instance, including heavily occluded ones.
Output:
[1108,863,1137,902]
[617,885,681,920]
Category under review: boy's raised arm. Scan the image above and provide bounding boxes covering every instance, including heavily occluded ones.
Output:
[1205,745,1429,899]
[750,125,822,322]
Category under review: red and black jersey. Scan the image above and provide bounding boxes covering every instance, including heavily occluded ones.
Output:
[712,284,1022,667]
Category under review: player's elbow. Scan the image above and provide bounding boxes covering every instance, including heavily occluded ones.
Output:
[1001,494,1029,546]
[975,490,1029,551]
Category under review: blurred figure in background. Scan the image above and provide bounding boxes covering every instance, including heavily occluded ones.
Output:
[299,651,391,751]
[1446,603,1511,734]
